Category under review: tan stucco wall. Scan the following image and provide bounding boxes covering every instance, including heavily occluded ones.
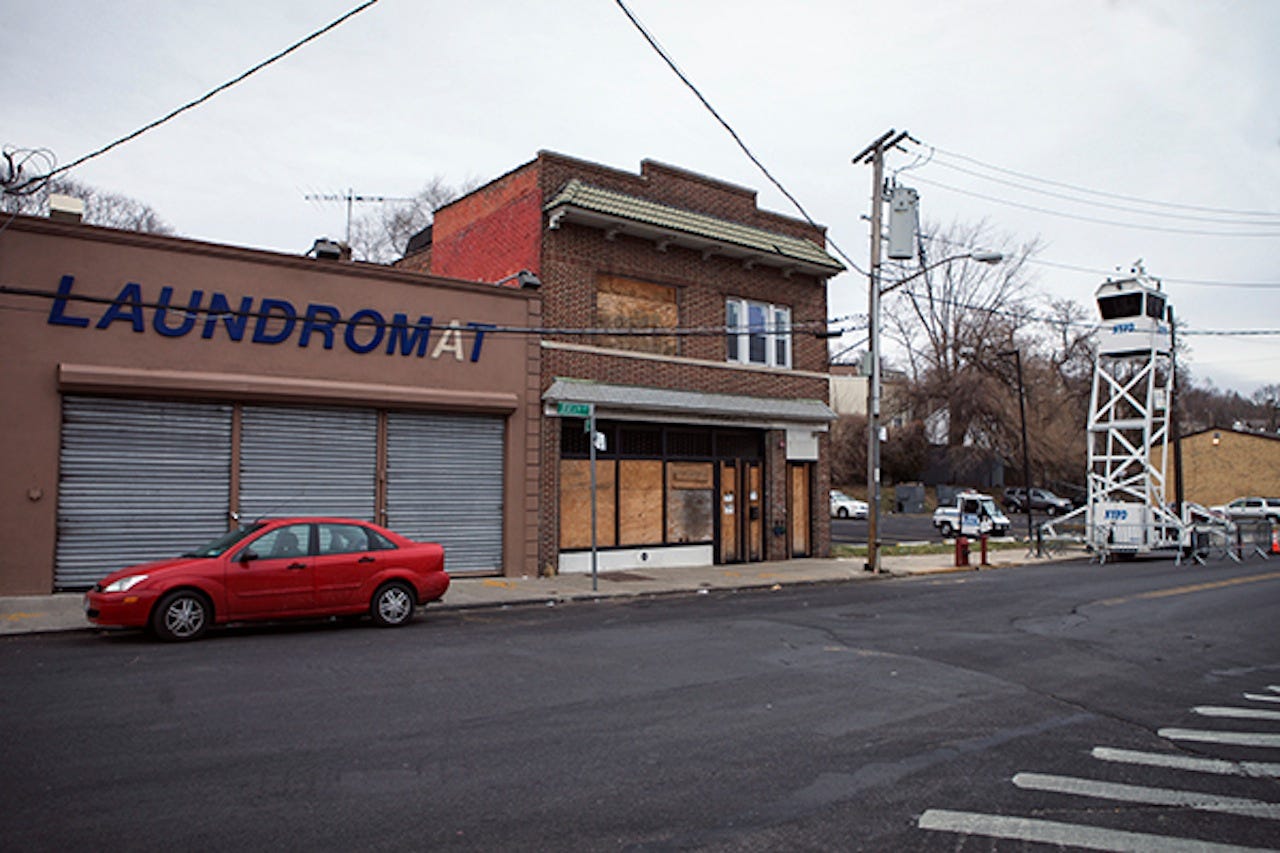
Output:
[0,218,541,594]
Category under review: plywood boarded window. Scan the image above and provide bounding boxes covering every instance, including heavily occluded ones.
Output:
[619,460,663,545]
[597,275,678,355]
[559,459,616,549]
[666,461,714,544]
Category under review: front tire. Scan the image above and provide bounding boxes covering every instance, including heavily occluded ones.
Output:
[371,581,416,628]
[151,590,211,641]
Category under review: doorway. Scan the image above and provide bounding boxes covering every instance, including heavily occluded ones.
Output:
[718,460,763,563]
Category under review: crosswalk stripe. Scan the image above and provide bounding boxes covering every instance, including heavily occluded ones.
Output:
[1245,693,1280,704]
[1161,728,1280,748]
[1012,772,1280,819]
[1091,747,1280,778]
[917,809,1273,852]
[1195,706,1280,722]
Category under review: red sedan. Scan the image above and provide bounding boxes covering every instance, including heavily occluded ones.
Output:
[84,518,449,641]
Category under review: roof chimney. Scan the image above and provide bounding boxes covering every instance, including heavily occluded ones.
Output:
[49,194,85,224]
[310,238,343,260]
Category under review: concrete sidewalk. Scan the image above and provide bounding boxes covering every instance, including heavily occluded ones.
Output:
[0,548,1077,636]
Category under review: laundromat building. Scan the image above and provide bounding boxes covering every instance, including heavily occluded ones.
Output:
[0,215,542,595]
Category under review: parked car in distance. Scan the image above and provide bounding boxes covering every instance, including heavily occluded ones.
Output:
[84,518,449,641]
[830,490,868,519]
[1002,487,1073,516]
[1209,496,1280,523]
[934,491,1011,538]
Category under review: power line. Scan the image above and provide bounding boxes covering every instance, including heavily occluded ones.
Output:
[889,283,1280,337]
[612,0,866,277]
[910,175,1280,238]
[921,143,1280,219]
[0,284,835,337]
[922,231,1280,289]
[926,157,1280,227]
[5,0,381,194]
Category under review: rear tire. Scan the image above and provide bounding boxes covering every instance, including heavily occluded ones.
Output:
[151,590,211,642]
[371,581,416,628]
[939,522,954,538]
[837,507,849,519]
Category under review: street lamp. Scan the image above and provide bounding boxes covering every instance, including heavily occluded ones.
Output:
[999,348,1035,555]
[864,249,1003,573]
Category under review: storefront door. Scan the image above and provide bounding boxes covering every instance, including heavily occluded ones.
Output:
[788,462,812,557]
[718,460,763,564]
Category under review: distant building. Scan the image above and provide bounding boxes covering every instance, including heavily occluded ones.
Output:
[401,151,843,575]
[1162,426,1280,506]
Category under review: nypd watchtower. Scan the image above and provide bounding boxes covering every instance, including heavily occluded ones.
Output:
[1086,263,1181,559]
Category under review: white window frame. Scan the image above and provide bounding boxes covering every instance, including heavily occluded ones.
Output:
[726,298,791,368]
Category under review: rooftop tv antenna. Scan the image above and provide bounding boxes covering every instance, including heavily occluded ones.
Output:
[304,188,412,243]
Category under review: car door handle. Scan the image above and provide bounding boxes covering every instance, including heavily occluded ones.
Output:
[358,556,375,564]
[286,562,307,570]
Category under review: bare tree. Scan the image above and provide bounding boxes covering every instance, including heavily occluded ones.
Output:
[881,219,1042,450]
[1253,384,1280,432]
[346,176,479,264]
[2,174,175,234]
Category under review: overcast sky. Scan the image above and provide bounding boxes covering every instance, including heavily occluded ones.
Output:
[5,0,1278,393]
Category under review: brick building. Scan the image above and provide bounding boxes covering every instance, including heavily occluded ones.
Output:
[401,152,843,575]
[1161,426,1280,506]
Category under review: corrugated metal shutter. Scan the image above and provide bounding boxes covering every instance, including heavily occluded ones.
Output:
[239,406,377,521]
[386,412,504,574]
[56,397,232,590]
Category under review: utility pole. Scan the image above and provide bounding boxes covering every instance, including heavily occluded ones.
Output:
[1001,348,1035,554]
[853,129,908,574]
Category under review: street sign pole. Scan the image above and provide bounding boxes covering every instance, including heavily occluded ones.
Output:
[555,401,599,589]
[588,407,598,591]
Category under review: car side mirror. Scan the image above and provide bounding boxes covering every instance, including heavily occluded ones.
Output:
[236,549,260,564]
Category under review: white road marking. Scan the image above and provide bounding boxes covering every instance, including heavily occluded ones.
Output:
[917,809,1274,852]
[1012,772,1280,819]
[1092,747,1280,778]
[1161,728,1280,748]
[1245,693,1280,704]
[1195,706,1280,721]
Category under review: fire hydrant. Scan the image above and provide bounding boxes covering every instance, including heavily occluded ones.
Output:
[979,534,990,567]
[954,536,970,567]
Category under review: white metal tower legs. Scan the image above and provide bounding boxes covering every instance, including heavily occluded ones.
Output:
[1087,271,1183,559]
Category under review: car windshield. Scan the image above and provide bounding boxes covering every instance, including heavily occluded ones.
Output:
[978,498,999,515]
[183,524,265,558]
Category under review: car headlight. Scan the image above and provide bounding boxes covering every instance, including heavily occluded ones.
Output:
[103,574,149,593]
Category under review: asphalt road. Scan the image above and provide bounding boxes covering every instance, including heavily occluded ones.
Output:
[2,558,1278,850]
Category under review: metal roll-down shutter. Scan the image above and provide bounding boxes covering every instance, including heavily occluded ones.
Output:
[55,396,232,590]
[239,405,377,522]
[386,412,504,574]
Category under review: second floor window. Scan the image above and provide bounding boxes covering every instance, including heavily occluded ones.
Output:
[726,298,791,368]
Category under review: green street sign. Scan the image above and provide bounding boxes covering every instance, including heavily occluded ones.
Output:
[556,401,593,418]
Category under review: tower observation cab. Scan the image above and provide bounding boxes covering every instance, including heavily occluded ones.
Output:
[1086,265,1182,559]
[1095,276,1172,358]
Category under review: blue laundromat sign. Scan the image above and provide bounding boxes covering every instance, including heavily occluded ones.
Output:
[47,275,495,361]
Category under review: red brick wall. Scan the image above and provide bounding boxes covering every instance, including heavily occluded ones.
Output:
[430,162,543,284]
[538,224,829,375]
[416,150,837,573]
[535,179,834,572]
